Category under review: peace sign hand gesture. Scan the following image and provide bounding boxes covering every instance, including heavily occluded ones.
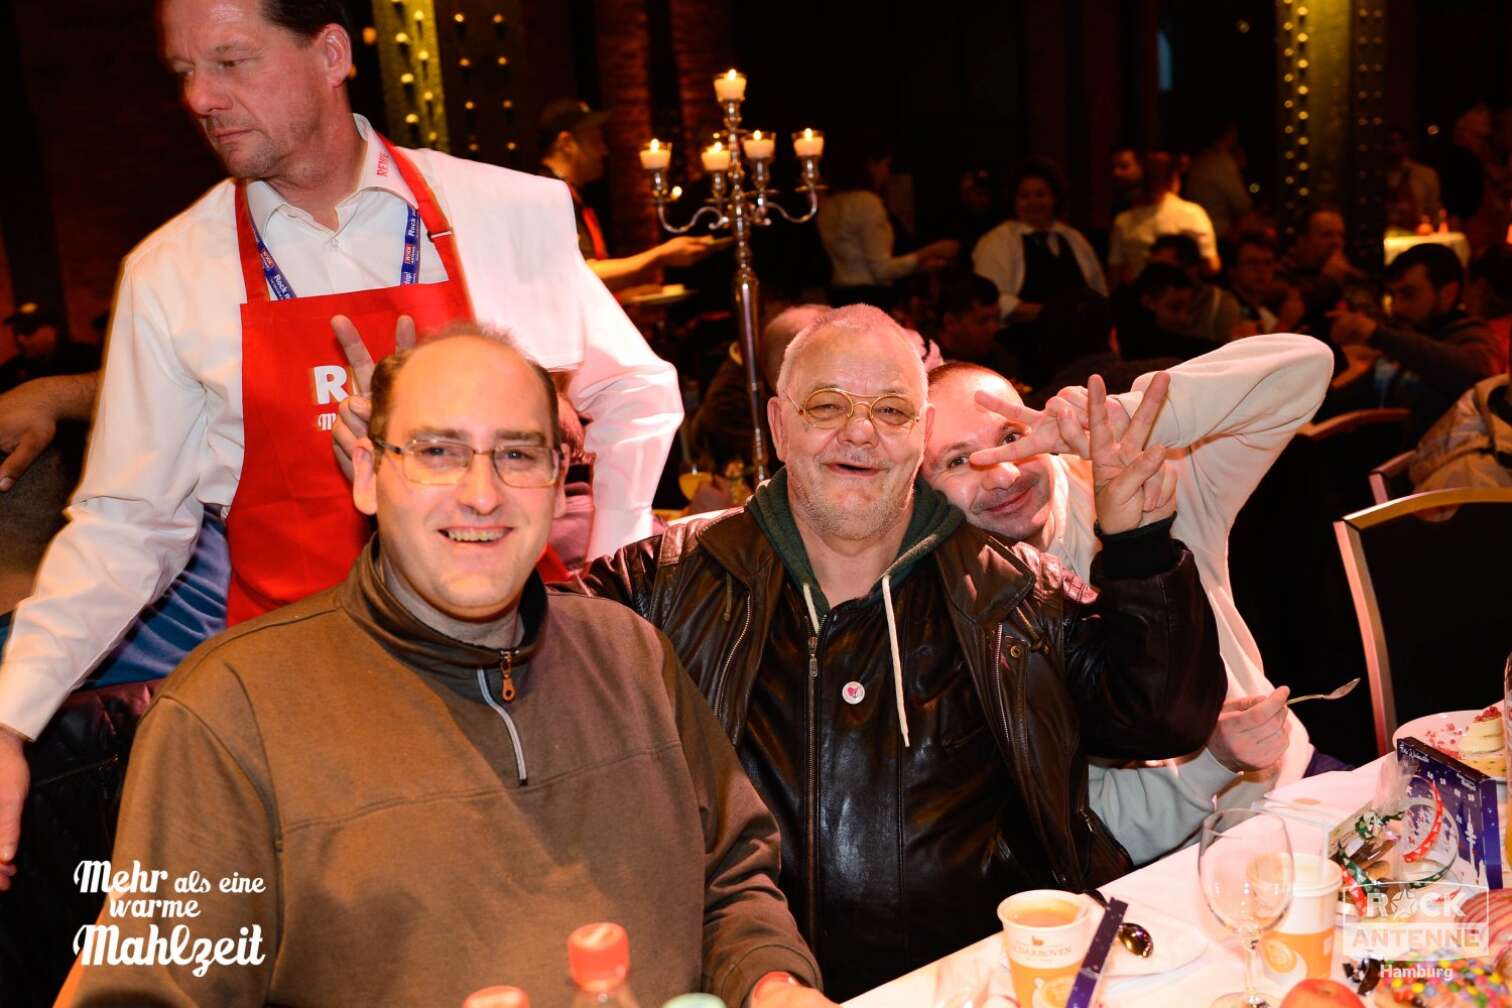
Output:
[966,391,1087,467]
[1088,371,1177,535]
[330,314,417,480]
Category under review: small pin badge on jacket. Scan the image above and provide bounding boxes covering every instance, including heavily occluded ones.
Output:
[841,681,865,705]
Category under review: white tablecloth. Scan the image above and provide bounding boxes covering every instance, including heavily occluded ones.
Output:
[1383,230,1471,267]
[846,759,1388,1007]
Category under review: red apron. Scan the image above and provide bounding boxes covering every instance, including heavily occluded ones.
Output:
[225,138,475,624]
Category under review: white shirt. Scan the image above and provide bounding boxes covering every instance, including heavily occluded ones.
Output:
[817,190,918,288]
[1056,335,1334,858]
[1109,192,1219,278]
[970,219,1108,319]
[0,117,681,738]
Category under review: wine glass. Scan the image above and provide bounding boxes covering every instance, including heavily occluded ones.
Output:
[1199,809,1295,1008]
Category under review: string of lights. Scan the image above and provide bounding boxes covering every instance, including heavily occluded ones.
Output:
[368,1,523,166]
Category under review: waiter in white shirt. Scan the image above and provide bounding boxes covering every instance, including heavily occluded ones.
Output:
[0,0,681,883]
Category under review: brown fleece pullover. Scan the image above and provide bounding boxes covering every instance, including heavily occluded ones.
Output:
[72,540,818,1007]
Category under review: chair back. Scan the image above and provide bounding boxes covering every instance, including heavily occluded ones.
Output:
[1369,449,1417,505]
[1334,488,1512,755]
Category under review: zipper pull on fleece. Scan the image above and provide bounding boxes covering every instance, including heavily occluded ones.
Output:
[499,650,517,702]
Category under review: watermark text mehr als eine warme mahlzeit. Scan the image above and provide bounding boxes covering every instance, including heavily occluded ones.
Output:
[72,859,268,978]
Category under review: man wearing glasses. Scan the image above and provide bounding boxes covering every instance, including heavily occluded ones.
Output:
[69,328,824,1007]
[575,304,1226,1000]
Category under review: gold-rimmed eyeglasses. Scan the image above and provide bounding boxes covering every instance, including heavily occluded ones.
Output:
[784,386,921,430]
[372,437,561,488]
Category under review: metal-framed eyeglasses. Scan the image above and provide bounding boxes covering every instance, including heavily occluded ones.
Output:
[784,386,921,431]
[371,437,561,488]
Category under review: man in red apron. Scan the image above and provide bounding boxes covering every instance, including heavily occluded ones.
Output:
[229,136,493,621]
[0,0,676,880]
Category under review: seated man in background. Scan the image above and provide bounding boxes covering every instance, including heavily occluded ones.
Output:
[1226,231,1305,335]
[72,329,823,1008]
[1384,126,1444,232]
[933,271,1010,370]
[690,304,827,478]
[576,304,1225,999]
[923,332,1336,839]
[1116,261,1208,361]
[1145,233,1245,345]
[1330,242,1502,439]
[1282,205,1368,335]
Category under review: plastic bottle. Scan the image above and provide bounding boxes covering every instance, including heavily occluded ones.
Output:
[463,986,529,1008]
[569,922,640,1008]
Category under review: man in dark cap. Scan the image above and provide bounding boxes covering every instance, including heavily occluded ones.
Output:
[537,97,716,290]
[0,304,99,394]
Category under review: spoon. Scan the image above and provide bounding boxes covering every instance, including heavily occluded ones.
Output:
[1086,888,1153,958]
[1287,677,1362,706]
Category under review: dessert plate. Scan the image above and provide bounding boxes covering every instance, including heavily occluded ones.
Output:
[1393,704,1506,780]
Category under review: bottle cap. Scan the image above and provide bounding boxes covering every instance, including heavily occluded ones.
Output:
[663,995,724,1008]
[568,922,630,989]
[463,986,530,1008]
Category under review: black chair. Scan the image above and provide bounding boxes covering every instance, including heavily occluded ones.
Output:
[1334,488,1512,755]
[0,680,161,1008]
[1228,409,1413,765]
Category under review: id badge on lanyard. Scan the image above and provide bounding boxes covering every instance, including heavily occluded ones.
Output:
[251,204,422,300]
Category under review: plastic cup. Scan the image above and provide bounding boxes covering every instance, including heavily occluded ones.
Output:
[998,890,1093,1008]
[1259,852,1343,985]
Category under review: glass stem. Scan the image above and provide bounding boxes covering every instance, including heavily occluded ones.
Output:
[1243,929,1264,1006]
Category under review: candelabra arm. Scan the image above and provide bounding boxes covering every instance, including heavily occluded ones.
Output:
[764,187,821,225]
[655,202,728,234]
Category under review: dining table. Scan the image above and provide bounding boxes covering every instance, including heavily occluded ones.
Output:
[847,757,1393,1007]
[1383,230,1472,268]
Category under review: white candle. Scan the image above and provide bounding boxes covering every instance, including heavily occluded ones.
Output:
[639,139,672,171]
[713,69,747,102]
[793,128,825,158]
[742,130,775,161]
[701,141,731,173]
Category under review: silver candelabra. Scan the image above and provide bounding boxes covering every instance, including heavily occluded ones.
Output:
[639,69,825,484]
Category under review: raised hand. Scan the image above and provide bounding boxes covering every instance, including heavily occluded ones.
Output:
[330,314,417,480]
[1088,372,1176,535]
[965,373,1148,468]
[965,390,1087,467]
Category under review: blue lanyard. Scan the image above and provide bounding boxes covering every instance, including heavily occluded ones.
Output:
[252,204,422,301]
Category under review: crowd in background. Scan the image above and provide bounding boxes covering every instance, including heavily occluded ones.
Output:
[672,106,1512,504]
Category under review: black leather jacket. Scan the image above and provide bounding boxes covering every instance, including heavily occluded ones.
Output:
[577,509,1223,994]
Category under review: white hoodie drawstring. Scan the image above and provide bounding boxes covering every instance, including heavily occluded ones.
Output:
[803,580,910,748]
[801,583,821,636]
[881,575,911,748]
